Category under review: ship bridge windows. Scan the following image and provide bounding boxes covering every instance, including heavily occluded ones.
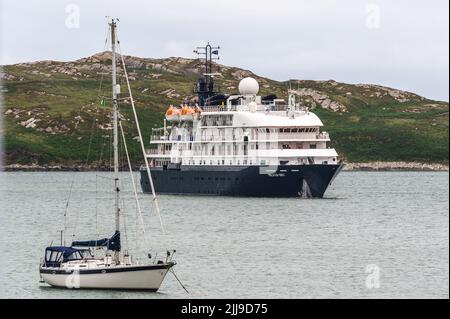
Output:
[257,127,321,139]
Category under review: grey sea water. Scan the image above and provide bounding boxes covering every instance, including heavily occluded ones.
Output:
[0,171,448,299]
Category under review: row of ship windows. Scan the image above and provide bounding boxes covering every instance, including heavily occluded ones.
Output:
[275,127,318,133]
[153,158,336,167]
[199,126,319,132]
[184,159,335,165]
[152,160,265,166]
[201,115,234,127]
[186,159,265,166]
[160,143,318,152]
[157,176,244,182]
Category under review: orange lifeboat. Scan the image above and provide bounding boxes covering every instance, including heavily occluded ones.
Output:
[180,105,195,121]
[165,105,181,121]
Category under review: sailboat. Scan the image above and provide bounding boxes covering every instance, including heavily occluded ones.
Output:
[39,19,176,291]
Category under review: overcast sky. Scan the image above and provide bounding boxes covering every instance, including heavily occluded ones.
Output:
[0,0,448,101]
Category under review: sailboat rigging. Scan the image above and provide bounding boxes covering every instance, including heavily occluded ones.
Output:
[39,19,176,291]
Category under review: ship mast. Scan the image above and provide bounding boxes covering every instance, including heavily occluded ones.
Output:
[110,19,120,262]
[194,43,220,106]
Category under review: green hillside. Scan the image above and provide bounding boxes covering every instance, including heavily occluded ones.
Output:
[1,52,448,167]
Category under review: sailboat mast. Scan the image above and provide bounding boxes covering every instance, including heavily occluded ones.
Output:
[110,19,120,242]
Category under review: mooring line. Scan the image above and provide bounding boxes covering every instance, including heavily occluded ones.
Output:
[170,268,190,294]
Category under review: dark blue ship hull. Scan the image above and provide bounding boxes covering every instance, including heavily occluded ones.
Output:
[140,164,344,198]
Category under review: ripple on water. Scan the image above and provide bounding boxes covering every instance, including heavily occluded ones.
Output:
[0,171,448,298]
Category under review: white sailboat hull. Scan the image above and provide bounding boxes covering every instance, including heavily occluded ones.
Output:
[40,264,173,291]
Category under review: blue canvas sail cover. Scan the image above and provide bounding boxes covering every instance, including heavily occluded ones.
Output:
[71,231,121,251]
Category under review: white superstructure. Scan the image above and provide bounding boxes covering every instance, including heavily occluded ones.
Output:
[148,77,339,168]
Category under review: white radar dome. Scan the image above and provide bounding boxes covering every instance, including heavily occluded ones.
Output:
[238,77,259,95]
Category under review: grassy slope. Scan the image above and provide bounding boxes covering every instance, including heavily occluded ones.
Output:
[1,53,448,166]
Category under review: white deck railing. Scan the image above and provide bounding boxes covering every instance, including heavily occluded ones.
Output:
[150,133,329,142]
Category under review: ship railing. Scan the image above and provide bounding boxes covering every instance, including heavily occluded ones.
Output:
[150,134,195,142]
[201,104,308,113]
[202,105,238,112]
[146,148,161,154]
[266,105,309,112]
[197,133,327,142]
[150,135,168,141]
[150,132,329,143]
[317,132,330,139]
[275,133,321,140]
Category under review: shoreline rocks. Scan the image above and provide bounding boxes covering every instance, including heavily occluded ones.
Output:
[2,162,448,172]
[343,161,449,171]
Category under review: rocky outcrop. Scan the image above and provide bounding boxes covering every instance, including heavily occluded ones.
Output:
[3,105,109,134]
[355,84,423,103]
[0,72,24,81]
[20,117,39,129]
[159,88,180,98]
[293,88,347,112]
[344,161,449,171]
[231,69,253,80]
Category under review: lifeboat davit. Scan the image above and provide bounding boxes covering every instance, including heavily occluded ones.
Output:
[180,105,195,121]
[193,105,202,120]
[165,105,180,122]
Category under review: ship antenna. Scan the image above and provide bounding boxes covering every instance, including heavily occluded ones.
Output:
[193,43,220,106]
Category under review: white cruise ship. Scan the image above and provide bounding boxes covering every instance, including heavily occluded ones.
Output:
[140,45,344,197]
